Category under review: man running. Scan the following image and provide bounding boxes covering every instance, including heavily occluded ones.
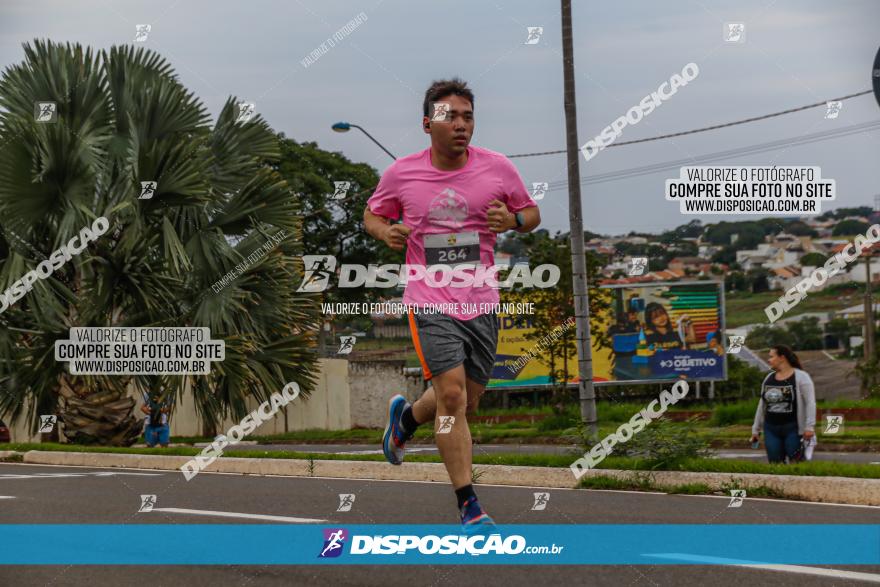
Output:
[363,78,541,531]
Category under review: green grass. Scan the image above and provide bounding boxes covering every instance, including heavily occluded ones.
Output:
[247,418,880,447]
[595,455,880,478]
[475,405,556,417]
[168,435,213,444]
[711,402,759,426]
[577,475,654,491]
[707,423,880,442]
[822,398,880,408]
[576,475,795,499]
[474,397,880,430]
[5,443,880,479]
[253,427,387,443]
[236,400,880,447]
[696,397,880,427]
[253,424,552,445]
[725,288,860,328]
[0,442,577,467]
[577,475,713,496]
[0,443,204,457]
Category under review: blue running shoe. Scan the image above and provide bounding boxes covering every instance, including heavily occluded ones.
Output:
[460,496,496,534]
[382,394,408,465]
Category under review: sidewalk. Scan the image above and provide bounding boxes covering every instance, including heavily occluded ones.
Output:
[7,449,880,507]
[217,442,880,464]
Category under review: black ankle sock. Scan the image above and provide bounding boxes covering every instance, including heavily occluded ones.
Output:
[400,404,420,437]
[455,484,477,510]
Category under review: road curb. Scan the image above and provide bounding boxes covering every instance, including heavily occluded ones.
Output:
[18,450,880,506]
[585,469,880,506]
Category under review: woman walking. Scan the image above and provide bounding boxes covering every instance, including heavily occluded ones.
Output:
[750,345,816,463]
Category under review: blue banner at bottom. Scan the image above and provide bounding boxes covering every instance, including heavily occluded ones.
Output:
[2,525,879,565]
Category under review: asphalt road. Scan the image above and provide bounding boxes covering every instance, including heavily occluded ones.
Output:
[2,462,880,586]
[218,442,880,465]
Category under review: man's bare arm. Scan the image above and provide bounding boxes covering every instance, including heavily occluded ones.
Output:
[364,208,411,251]
[364,208,391,241]
[515,206,541,233]
[487,201,541,234]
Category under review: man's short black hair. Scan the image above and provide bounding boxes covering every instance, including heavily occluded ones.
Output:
[423,78,474,118]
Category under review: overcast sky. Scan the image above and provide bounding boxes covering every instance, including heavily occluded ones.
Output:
[2,0,878,236]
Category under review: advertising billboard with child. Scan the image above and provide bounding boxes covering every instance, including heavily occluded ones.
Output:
[590,281,727,385]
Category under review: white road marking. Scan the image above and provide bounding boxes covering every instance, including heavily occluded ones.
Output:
[3,463,877,509]
[149,507,326,523]
[0,496,15,499]
[0,471,161,479]
[647,553,880,583]
[0,473,86,479]
[91,472,161,477]
[580,488,668,495]
[679,493,880,509]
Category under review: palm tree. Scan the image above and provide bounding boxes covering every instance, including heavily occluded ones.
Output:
[0,40,319,444]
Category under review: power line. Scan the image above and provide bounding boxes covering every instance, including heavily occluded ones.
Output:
[507,89,873,159]
[542,119,880,189]
[318,91,875,213]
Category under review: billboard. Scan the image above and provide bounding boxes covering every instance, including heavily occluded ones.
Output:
[590,281,726,385]
[487,281,725,388]
[489,313,569,388]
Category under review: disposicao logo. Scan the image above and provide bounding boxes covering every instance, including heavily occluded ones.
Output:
[319,528,348,558]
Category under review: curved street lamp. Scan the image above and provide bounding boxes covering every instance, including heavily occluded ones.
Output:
[332,122,396,160]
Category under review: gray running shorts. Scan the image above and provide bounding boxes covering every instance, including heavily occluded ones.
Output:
[407,311,499,385]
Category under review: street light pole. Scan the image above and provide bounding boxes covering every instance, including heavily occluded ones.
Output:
[331,122,396,160]
[865,251,875,363]
[561,0,597,439]
[869,48,880,368]
[327,121,395,357]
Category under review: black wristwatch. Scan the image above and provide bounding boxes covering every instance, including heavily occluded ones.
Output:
[514,212,524,229]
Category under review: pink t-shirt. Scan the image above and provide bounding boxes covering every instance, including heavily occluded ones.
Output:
[367,145,537,321]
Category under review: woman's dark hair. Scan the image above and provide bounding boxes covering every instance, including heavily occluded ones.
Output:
[770,344,803,370]
[423,78,474,118]
[643,302,670,331]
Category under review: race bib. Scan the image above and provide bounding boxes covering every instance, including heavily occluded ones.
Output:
[423,231,480,268]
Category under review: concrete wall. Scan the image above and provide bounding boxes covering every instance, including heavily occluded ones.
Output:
[347,359,424,428]
[6,411,38,444]
[201,358,352,437]
[4,358,354,443]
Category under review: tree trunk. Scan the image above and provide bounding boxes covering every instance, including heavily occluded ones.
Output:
[56,373,143,446]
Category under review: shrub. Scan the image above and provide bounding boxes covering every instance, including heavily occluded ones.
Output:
[537,412,577,432]
[711,401,758,426]
[602,417,711,467]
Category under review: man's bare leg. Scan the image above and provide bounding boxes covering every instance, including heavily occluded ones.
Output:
[411,385,436,424]
[428,366,472,488]
[465,378,486,414]
[411,376,486,424]
[395,368,493,526]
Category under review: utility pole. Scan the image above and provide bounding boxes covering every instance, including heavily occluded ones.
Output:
[868,46,880,366]
[561,0,597,439]
[318,292,328,356]
[865,250,875,362]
